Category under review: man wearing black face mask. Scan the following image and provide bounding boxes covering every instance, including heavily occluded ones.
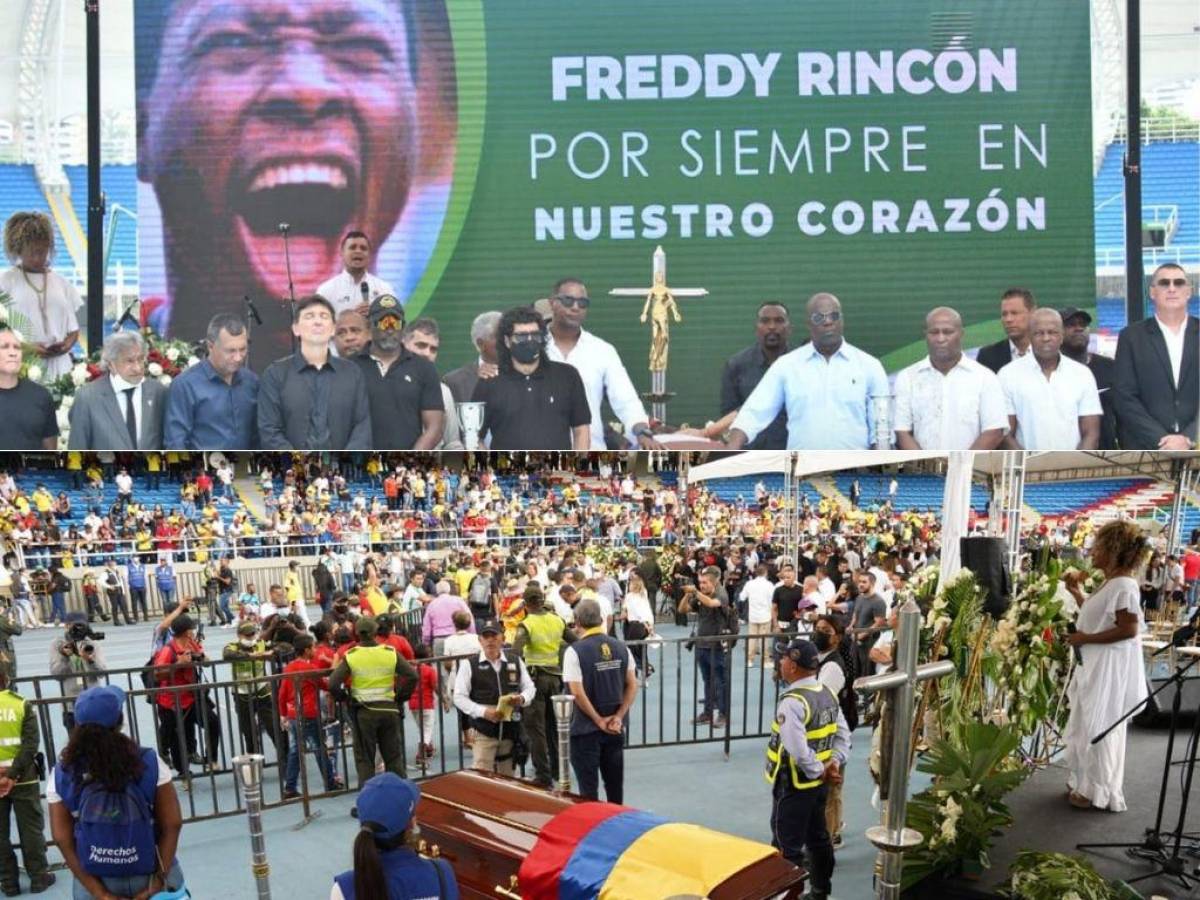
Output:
[470,304,590,450]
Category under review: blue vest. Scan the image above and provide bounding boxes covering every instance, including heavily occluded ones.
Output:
[127,563,146,590]
[333,848,457,900]
[54,748,159,811]
[155,567,176,592]
[570,633,628,737]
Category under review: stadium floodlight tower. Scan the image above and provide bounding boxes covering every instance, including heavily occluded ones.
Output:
[988,451,1027,578]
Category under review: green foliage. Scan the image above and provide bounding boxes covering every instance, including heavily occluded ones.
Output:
[1006,851,1143,900]
[901,722,1031,890]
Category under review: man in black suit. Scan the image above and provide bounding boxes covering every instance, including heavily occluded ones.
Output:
[975,288,1035,373]
[1060,307,1118,449]
[1112,263,1198,450]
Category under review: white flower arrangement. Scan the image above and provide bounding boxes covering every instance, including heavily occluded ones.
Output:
[147,361,163,377]
[26,364,41,382]
[165,346,180,362]
[70,363,89,386]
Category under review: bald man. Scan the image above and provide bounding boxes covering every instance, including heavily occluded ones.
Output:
[998,309,1102,449]
[334,309,370,358]
[728,293,888,449]
[892,307,1007,449]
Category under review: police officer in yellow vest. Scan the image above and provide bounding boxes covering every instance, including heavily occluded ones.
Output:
[329,617,417,791]
[513,586,576,788]
[223,621,282,757]
[0,669,54,895]
[765,638,850,900]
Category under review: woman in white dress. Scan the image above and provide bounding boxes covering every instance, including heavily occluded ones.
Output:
[1063,519,1148,812]
[0,212,81,381]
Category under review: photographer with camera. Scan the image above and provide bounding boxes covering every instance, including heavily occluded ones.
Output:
[680,566,733,729]
[49,613,107,731]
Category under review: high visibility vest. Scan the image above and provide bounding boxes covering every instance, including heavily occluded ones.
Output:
[226,641,269,696]
[345,645,397,705]
[521,612,565,667]
[764,682,839,791]
[0,691,26,771]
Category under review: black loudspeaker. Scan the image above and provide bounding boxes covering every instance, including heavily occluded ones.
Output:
[960,536,1011,618]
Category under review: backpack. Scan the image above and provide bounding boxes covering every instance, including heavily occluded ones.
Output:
[64,751,159,877]
[467,574,492,612]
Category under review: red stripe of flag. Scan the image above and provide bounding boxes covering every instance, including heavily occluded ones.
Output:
[518,801,634,900]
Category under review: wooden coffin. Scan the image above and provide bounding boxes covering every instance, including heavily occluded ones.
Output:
[413,770,806,900]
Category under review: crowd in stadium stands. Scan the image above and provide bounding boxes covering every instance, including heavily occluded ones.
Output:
[3,212,1196,452]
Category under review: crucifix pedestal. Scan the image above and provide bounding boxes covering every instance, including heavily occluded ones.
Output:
[854,598,955,900]
[609,245,707,425]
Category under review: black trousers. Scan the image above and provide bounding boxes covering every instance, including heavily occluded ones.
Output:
[107,590,131,625]
[569,729,624,804]
[770,780,834,895]
[129,587,149,621]
[234,692,285,759]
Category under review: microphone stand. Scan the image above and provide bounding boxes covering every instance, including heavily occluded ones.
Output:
[115,299,139,331]
[279,223,298,356]
[242,296,263,370]
[1076,653,1200,890]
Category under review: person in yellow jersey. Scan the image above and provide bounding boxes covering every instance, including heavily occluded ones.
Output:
[765,637,850,900]
[0,669,54,894]
[329,617,417,798]
[513,587,577,788]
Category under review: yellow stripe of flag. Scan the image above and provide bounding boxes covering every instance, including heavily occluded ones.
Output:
[599,822,775,899]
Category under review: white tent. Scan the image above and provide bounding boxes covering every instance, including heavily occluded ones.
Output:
[685,451,792,483]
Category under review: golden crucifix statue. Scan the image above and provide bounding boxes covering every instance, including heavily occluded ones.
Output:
[609,246,708,422]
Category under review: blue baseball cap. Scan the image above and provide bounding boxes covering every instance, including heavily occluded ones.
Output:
[774,637,820,669]
[357,773,420,839]
[74,685,126,728]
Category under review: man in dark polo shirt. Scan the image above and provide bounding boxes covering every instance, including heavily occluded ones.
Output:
[772,563,806,634]
[0,326,58,450]
[720,302,792,449]
[257,294,372,450]
[470,304,590,450]
[1060,306,1118,450]
[356,295,444,450]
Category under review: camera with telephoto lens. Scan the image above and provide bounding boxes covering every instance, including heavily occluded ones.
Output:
[66,621,105,652]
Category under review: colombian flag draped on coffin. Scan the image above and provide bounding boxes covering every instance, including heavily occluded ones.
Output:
[517,802,777,899]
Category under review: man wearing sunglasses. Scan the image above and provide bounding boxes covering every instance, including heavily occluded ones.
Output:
[471,305,590,450]
[726,293,889,449]
[354,295,445,450]
[718,303,792,449]
[1112,263,1198,450]
[544,279,658,449]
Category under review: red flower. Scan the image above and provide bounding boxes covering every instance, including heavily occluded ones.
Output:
[1042,627,1055,643]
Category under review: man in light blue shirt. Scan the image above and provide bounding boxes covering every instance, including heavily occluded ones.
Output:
[727,293,888,449]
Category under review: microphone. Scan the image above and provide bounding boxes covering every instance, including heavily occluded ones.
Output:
[115,300,139,330]
[243,295,263,326]
[361,281,371,306]
[278,223,290,234]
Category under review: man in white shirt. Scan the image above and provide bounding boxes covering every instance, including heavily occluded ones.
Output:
[545,279,658,449]
[739,564,776,667]
[999,309,1102,450]
[893,307,1007,450]
[315,231,396,318]
[815,566,837,606]
[727,293,889,450]
[453,620,535,775]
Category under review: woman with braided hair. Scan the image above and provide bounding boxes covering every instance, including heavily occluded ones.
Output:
[0,211,81,382]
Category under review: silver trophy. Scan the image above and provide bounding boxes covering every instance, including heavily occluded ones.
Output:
[871,394,894,449]
[457,402,486,451]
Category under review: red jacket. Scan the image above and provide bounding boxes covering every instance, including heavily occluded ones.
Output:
[382,634,415,661]
[278,658,328,721]
[153,639,202,710]
[313,643,337,670]
[408,663,439,712]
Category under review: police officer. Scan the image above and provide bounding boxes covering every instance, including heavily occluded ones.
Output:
[222,621,281,756]
[452,619,534,776]
[562,599,638,804]
[330,773,458,900]
[329,617,417,790]
[0,669,54,895]
[765,638,850,900]
[513,586,576,787]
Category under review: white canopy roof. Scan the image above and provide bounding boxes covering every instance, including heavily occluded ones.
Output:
[688,451,1199,485]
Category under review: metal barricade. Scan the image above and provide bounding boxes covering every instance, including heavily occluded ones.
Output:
[22,627,817,830]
